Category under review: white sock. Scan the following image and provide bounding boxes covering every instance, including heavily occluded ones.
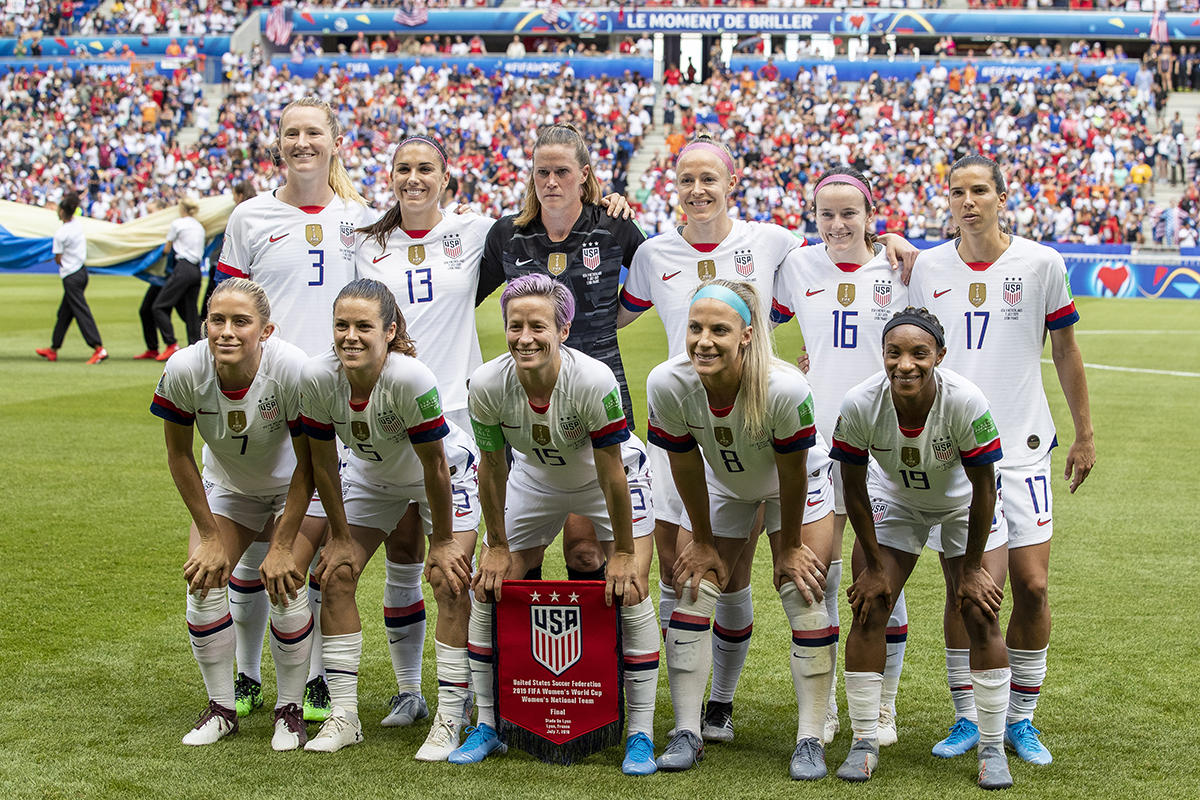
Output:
[186,589,235,708]
[946,648,977,722]
[621,596,660,737]
[323,631,362,719]
[844,671,884,740]
[434,639,471,724]
[229,541,270,683]
[780,582,835,742]
[268,585,314,708]
[709,585,753,704]
[1007,646,1048,723]
[973,667,1011,747]
[384,560,426,694]
[467,597,495,728]
[658,581,676,640]
[306,550,325,682]
[665,579,720,735]
[882,588,908,712]
[825,559,843,709]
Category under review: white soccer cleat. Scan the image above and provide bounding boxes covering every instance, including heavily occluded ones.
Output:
[304,707,363,753]
[877,705,898,747]
[181,701,238,746]
[271,703,308,752]
[415,712,463,762]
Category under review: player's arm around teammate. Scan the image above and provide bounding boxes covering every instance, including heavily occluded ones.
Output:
[153,278,315,751]
[646,279,835,779]
[452,274,660,776]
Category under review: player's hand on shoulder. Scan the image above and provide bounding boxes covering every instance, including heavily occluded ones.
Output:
[599,192,635,220]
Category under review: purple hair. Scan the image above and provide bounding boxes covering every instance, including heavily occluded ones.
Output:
[500,273,576,331]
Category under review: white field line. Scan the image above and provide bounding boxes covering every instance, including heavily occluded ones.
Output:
[1040,358,1200,378]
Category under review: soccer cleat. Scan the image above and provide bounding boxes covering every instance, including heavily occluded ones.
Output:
[235,673,264,718]
[304,707,363,753]
[382,691,429,727]
[1005,719,1052,765]
[271,703,308,751]
[836,737,879,782]
[877,705,898,747]
[181,700,238,746]
[700,700,734,743]
[655,729,704,772]
[156,343,180,361]
[85,346,108,365]
[133,349,160,360]
[789,737,828,781]
[415,712,463,762]
[447,723,507,764]
[932,717,980,758]
[824,701,841,744]
[621,732,657,776]
[303,677,331,723]
[35,347,58,362]
[978,743,1015,789]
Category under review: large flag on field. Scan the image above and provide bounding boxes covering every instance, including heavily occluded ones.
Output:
[494,580,623,764]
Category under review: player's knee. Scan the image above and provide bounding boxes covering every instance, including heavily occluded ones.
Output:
[564,540,604,573]
[323,563,358,599]
[1010,573,1049,612]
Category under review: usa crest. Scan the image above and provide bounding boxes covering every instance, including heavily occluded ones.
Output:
[559,417,585,441]
[548,253,567,276]
[714,426,734,447]
[351,420,371,441]
[257,395,279,421]
[1004,278,1022,307]
[582,243,600,271]
[901,447,921,467]
[734,249,754,277]
[969,283,987,308]
[305,224,323,246]
[872,501,887,524]
[932,439,955,463]
[532,423,552,446]
[340,221,355,248]
[227,410,247,433]
[874,281,892,308]
[838,283,855,307]
[697,259,716,281]
[408,244,425,266]
[442,234,462,259]
[530,605,581,676]
[378,411,403,434]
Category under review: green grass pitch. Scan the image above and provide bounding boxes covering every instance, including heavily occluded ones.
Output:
[1,273,1197,799]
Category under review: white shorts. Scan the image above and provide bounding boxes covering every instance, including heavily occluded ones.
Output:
[924,472,1008,555]
[881,493,1009,559]
[204,480,286,532]
[504,457,655,553]
[997,455,1054,549]
[443,407,470,435]
[648,442,684,526]
[338,438,481,535]
[678,463,834,539]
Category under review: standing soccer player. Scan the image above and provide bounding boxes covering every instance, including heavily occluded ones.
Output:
[909,155,1095,765]
[217,97,372,724]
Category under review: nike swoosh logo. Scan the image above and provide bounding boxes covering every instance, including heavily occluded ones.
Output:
[674,638,699,646]
[372,253,390,263]
[686,423,705,430]
[632,516,646,523]
[870,446,892,452]
[715,645,735,653]
[806,498,821,507]
[388,637,407,644]
[662,271,681,281]
[331,420,348,425]
[269,234,288,243]
[500,423,520,429]
[455,509,472,517]
[806,288,825,296]
[1036,518,1052,527]
[515,258,534,267]
[933,289,952,298]
[197,409,217,415]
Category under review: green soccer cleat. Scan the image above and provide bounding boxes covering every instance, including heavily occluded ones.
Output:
[303,676,332,723]
[234,673,263,718]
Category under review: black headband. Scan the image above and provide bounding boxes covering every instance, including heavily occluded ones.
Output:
[882,311,945,349]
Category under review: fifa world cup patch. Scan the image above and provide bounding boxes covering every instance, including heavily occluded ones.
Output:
[416,387,442,420]
[972,411,998,445]
[601,388,622,421]
[797,395,815,428]
[227,410,247,433]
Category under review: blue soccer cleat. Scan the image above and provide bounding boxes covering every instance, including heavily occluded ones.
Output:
[932,717,980,758]
[622,732,657,775]
[1005,719,1052,765]
[447,723,507,764]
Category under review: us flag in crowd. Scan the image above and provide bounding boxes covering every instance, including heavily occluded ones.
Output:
[542,2,563,25]
[394,0,429,27]
[265,4,293,46]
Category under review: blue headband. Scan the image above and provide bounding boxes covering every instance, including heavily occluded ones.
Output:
[691,285,752,326]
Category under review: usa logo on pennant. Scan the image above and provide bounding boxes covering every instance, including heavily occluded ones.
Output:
[734,249,754,277]
[340,221,355,248]
[443,234,462,259]
[530,605,581,676]
[258,395,279,421]
[1004,279,1022,307]
[874,281,892,308]
[582,243,600,271]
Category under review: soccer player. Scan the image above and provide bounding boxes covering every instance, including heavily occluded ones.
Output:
[908,155,1095,765]
[646,279,834,779]
[453,275,659,776]
[218,97,373,724]
[474,124,644,595]
[35,192,107,365]
[265,278,479,755]
[354,134,495,742]
[151,278,314,750]
[831,307,1013,790]
[771,167,915,747]
[152,197,206,361]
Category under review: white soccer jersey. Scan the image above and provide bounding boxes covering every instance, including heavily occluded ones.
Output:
[356,212,495,415]
[646,354,824,501]
[830,368,1003,513]
[620,220,805,356]
[218,192,371,357]
[468,346,640,492]
[771,243,907,443]
[151,337,307,495]
[299,350,451,487]
[908,236,1079,466]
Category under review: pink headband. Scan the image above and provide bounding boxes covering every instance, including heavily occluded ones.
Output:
[814,175,873,207]
[676,141,736,175]
[398,136,447,166]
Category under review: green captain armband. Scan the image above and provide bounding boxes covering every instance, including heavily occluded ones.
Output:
[972,411,999,445]
[471,418,505,452]
[797,394,816,428]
